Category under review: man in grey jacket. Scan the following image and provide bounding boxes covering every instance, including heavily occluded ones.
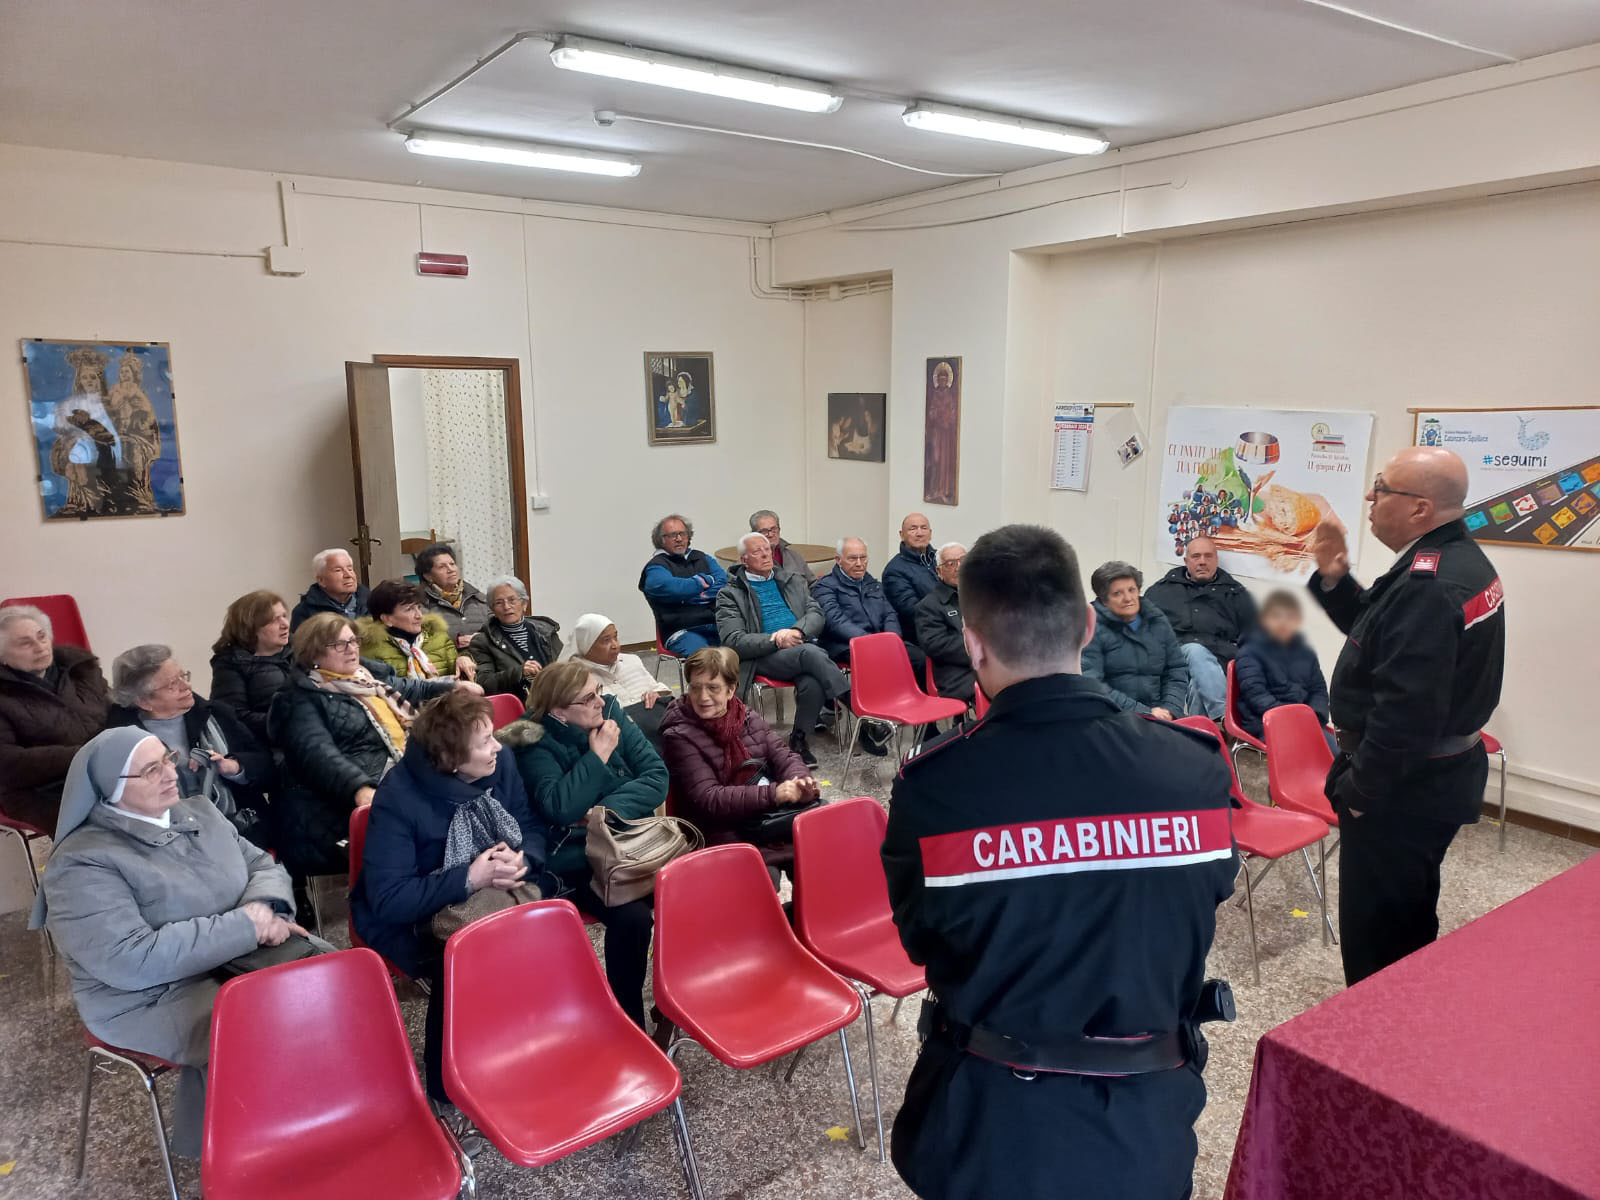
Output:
[716,532,849,764]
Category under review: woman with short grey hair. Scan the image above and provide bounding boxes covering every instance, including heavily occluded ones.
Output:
[1082,561,1189,720]
[106,643,273,838]
[465,575,562,699]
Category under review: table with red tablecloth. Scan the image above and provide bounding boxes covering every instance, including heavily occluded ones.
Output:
[1225,852,1600,1200]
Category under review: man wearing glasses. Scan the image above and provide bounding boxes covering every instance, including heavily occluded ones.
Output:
[639,513,727,658]
[1309,446,1505,984]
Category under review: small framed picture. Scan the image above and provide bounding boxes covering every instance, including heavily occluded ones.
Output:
[644,352,715,446]
[1117,432,1145,467]
[827,392,887,463]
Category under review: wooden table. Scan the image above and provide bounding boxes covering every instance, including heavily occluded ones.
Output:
[713,542,836,568]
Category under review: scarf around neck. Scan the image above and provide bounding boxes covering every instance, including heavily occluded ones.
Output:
[689,695,752,783]
[309,666,412,755]
[384,623,438,679]
[430,581,465,610]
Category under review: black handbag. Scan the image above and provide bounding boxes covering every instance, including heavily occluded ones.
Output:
[730,759,823,845]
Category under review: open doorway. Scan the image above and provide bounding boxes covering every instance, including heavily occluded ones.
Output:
[343,354,529,591]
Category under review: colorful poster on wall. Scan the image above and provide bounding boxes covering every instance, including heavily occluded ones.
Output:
[923,357,961,506]
[21,339,185,520]
[1155,407,1374,580]
[1412,406,1600,552]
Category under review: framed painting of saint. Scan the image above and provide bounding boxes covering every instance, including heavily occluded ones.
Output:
[924,356,961,505]
[21,339,186,520]
[644,351,716,446]
[827,392,887,462]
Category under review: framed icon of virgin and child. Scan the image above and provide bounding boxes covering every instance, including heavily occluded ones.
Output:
[644,351,716,446]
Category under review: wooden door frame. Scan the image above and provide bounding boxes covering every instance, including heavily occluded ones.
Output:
[371,355,530,590]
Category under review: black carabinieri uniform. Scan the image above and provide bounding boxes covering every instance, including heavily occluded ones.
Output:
[1309,517,1505,983]
[882,674,1237,1200]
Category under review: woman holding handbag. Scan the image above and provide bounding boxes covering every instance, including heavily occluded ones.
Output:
[500,661,666,1028]
[659,646,820,874]
[351,688,547,1138]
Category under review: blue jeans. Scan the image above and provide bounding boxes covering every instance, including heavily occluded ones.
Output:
[1181,642,1227,720]
[665,624,719,656]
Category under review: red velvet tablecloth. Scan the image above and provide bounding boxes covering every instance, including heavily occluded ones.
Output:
[1225,853,1600,1200]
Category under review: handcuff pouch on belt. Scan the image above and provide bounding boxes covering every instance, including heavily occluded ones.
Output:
[919,979,1234,1080]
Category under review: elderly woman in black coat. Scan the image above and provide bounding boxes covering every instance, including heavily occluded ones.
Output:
[1081,561,1190,720]
[208,589,294,746]
[268,612,473,877]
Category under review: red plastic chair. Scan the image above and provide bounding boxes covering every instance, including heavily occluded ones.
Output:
[1263,704,1338,828]
[486,692,524,730]
[843,634,966,785]
[1222,660,1267,768]
[0,808,52,953]
[792,798,925,1161]
[443,900,681,1170]
[348,806,428,984]
[203,948,472,1200]
[1177,717,1333,976]
[3,593,90,650]
[653,844,867,1198]
[76,1032,181,1199]
[749,674,793,726]
[652,628,686,693]
[1480,732,1508,850]
[973,686,990,720]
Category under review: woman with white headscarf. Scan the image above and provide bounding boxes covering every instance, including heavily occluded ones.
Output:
[31,727,299,1158]
[570,613,672,747]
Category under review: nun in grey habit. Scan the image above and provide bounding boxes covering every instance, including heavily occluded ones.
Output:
[30,727,296,1156]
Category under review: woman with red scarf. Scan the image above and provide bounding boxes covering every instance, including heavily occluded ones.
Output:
[659,646,818,866]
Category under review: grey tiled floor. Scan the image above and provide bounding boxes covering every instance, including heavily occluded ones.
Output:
[0,691,1590,1199]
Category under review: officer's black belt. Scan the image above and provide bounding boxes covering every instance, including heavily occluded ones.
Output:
[919,1000,1185,1077]
[1335,730,1482,758]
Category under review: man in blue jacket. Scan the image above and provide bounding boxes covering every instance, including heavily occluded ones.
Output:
[883,512,939,645]
[638,513,727,656]
[816,537,927,673]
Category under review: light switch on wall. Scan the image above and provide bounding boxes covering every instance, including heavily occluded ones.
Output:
[531,494,550,511]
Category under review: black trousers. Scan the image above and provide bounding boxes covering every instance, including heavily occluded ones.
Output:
[750,644,849,733]
[569,874,654,1029]
[1336,808,1462,985]
[421,955,448,1103]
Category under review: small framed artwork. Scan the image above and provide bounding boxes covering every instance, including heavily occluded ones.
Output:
[924,356,961,506]
[644,352,716,446]
[827,392,887,463]
[21,339,186,520]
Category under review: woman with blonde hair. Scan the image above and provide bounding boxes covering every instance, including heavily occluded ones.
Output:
[209,589,293,744]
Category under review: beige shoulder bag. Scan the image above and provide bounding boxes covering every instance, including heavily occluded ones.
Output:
[583,806,702,906]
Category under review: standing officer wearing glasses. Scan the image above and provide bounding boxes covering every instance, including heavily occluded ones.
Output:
[882,525,1237,1200]
[1310,445,1505,984]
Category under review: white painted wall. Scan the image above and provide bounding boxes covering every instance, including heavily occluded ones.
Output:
[387,366,430,533]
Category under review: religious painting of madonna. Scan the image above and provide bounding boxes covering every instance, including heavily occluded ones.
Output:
[643,351,716,446]
[21,340,186,520]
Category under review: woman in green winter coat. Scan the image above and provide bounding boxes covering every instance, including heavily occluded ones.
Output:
[357,580,476,683]
[498,661,665,1026]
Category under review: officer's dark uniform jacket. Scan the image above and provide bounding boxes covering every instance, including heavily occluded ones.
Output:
[882,674,1237,1200]
[1310,518,1504,826]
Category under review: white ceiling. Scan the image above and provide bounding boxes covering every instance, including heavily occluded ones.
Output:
[4,0,1599,223]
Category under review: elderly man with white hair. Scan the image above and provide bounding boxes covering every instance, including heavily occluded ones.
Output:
[0,604,109,832]
[814,536,927,674]
[914,542,976,702]
[289,547,370,630]
[715,531,851,765]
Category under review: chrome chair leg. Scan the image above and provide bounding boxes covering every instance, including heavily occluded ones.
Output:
[1496,749,1508,852]
[1241,858,1261,987]
[436,1115,478,1199]
[782,1043,807,1084]
[74,1049,95,1181]
[840,719,863,789]
[81,1047,179,1200]
[664,1040,707,1200]
[837,1027,867,1154]
[857,984,887,1163]
[1319,840,1330,948]
[891,995,907,1022]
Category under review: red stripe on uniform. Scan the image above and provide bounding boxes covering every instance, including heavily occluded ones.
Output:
[1462,577,1504,630]
[919,808,1233,888]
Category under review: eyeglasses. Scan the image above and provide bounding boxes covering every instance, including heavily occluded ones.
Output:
[120,747,180,782]
[572,690,604,707]
[153,670,193,693]
[323,636,360,650]
[1370,475,1428,500]
[661,529,690,540]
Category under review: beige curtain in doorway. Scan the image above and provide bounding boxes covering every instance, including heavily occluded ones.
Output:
[421,369,516,585]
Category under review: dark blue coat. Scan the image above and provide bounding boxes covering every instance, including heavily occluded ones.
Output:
[1082,600,1190,715]
[351,740,548,976]
[882,543,939,644]
[1232,632,1329,738]
[814,565,902,658]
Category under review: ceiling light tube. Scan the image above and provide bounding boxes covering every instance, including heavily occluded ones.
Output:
[549,34,843,113]
[901,101,1108,155]
[403,131,641,177]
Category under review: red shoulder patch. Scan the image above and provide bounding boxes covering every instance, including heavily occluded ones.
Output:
[1410,550,1440,575]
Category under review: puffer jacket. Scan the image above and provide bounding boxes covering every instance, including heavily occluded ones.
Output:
[814,565,901,659]
[106,694,274,814]
[357,614,458,679]
[658,697,809,859]
[1144,566,1257,665]
[466,616,562,699]
[1233,632,1330,738]
[1082,600,1190,715]
[0,646,109,831]
[715,566,826,696]
[207,645,293,746]
[882,543,939,644]
[499,696,666,878]
[351,739,547,978]
[422,583,492,643]
[266,660,453,875]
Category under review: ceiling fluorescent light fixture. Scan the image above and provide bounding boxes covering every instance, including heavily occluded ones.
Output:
[549,35,842,113]
[403,131,640,177]
[901,101,1108,155]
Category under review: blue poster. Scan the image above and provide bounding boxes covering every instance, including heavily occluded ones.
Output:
[21,340,185,519]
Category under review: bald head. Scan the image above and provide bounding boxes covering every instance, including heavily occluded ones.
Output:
[900,511,932,551]
[1367,446,1470,550]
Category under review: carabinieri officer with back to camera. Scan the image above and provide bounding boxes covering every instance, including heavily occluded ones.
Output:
[882,524,1239,1200]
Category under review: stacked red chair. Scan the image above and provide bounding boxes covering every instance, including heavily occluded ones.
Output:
[842,633,967,785]
[203,948,473,1199]
[792,797,926,1161]
[652,843,867,1199]
[1262,704,1342,943]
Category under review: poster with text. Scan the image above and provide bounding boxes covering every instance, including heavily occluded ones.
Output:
[1413,407,1600,552]
[1156,407,1374,580]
